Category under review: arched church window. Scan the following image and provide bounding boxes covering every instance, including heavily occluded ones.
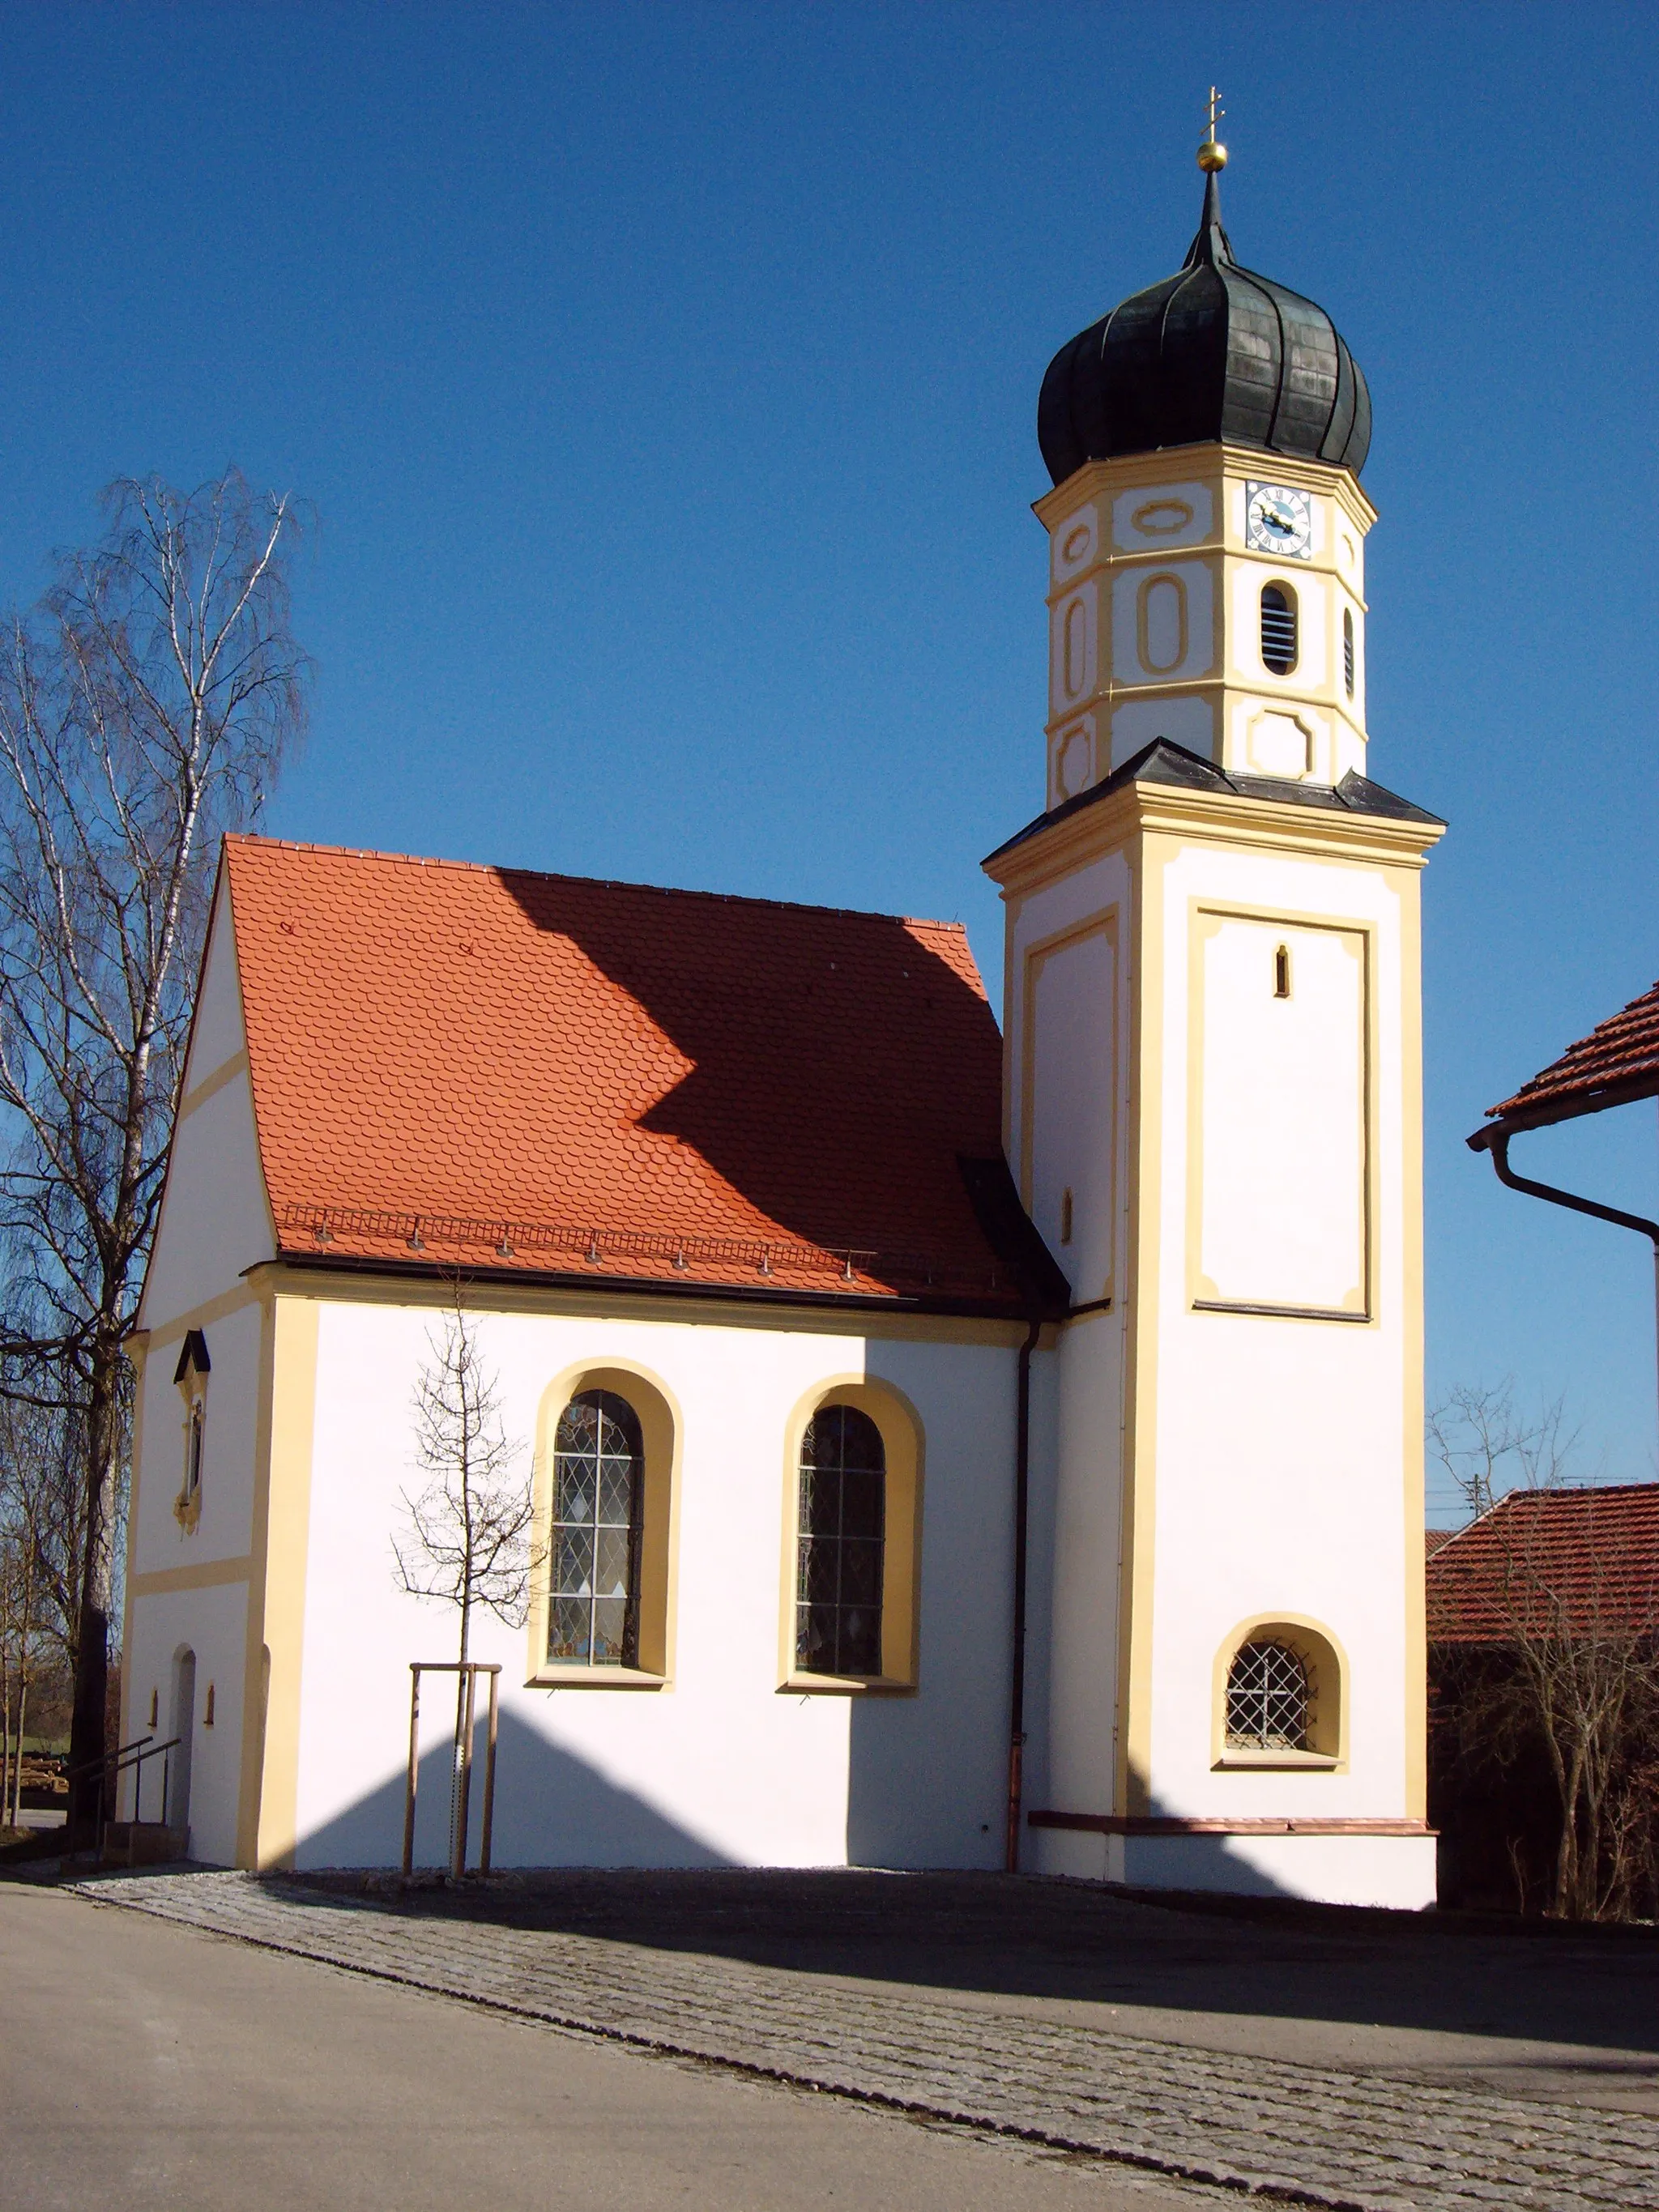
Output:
[1260,584,1298,676]
[796,1405,885,1677]
[548,1389,644,1665]
[1343,607,1356,697]
[1226,1639,1309,1750]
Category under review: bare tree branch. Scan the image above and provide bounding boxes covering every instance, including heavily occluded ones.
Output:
[0,468,311,1819]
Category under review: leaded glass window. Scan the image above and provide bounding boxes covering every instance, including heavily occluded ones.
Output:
[548,1389,644,1666]
[796,1405,885,1677]
[1225,1639,1309,1750]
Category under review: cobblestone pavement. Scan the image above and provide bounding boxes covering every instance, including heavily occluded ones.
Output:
[69,1870,1659,2212]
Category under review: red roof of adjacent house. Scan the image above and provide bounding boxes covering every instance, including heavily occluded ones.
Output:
[1482,978,1659,1136]
[219,835,1036,1308]
[1426,1485,1659,1643]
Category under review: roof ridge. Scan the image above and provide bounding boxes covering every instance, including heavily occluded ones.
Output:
[224,833,967,936]
[1494,1479,1659,1503]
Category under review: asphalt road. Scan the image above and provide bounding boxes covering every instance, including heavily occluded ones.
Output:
[0,1883,1215,2212]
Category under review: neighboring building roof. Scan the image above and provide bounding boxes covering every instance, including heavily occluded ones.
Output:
[1479,977,1659,1137]
[983,738,1443,868]
[1424,1527,1458,1558]
[219,836,1060,1313]
[1426,1484,1659,1643]
[1037,169,1371,489]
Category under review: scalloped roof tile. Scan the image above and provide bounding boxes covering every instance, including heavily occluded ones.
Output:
[219,834,1026,1304]
[1486,978,1659,1132]
[1427,1484,1659,1643]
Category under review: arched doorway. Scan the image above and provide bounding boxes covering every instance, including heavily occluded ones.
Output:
[168,1648,195,1838]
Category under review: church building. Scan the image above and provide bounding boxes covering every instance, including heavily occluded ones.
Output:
[122,138,1443,1906]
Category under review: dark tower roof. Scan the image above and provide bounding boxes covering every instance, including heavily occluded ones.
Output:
[1037,170,1371,488]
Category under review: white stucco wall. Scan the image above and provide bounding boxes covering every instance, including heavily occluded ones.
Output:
[1005,844,1132,1847]
[1144,836,1418,1829]
[288,1298,1025,1871]
[125,868,274,1863]
[1003,797,1432,1908]
[118,1579,249,1865]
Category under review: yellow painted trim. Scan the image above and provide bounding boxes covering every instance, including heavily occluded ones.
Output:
[1118,828,1162,1815]
[987,777,1441,904]
[1399,872,1429,1821]
[1018,909,1119,1306]
[143,1278,265,1352]
[176,1049,249,1123]
[1034,442,1377,539]
[244,1295,319,1870]
[237,1261,1032,1347]
[778,1373,925,1694]
[130,1554,254,1596]
[527,1358,684,1689]
[1136,572,1188,676]
[1184,902,1374,1323]
[1130,497,1194,538]
[1210,1612,1350,1771]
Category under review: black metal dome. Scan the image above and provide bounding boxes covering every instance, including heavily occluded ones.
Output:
[1038,171,1371,488]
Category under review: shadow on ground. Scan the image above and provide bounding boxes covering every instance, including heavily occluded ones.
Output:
[242,1863,1659,2068]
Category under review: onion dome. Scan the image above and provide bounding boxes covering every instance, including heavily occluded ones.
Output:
[1038,165,1371,488]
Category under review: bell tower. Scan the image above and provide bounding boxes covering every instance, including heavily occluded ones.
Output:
[989,119,1445,1907]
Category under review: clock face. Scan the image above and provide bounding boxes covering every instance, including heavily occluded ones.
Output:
[1246,483,1312,560]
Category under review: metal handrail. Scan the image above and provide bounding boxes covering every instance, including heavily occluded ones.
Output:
[66,1733,151,1784]
[112,1737,181,1829]
[66,1733,184,1846]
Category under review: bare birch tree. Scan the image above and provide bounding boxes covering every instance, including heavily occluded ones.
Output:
[0,471,309,1826]
[394,1295,537,1862]
[1429,1385,1659,1919]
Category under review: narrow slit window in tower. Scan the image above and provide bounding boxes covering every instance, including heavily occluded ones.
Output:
[1060,1187,1074,1244]
[1274,944,1291,999]
[1260,584,1298,676]
[1343,608,1355,697]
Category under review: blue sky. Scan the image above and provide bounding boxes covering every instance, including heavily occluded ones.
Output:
[1,5,1654,1510]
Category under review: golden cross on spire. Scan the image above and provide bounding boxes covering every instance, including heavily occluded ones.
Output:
[1198,83,1228,173]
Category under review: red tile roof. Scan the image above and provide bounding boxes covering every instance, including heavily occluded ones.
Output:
[1426,1485,1659,1643]
[1482,978,1659,1135]
[220,836,1034,1307]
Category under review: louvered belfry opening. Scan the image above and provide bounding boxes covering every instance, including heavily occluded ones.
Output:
[1343,607,1356,697]
[1260,584,1298,676]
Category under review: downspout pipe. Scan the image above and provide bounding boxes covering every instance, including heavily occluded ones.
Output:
[1469,1123,1659,1430]
[1004,1313,1043,1874]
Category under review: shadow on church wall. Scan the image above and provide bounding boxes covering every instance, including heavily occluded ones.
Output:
[296,1709,731,1872]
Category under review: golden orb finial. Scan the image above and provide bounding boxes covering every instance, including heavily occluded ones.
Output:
[1198,83,1227,173]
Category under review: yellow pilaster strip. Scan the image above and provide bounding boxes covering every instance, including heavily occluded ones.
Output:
[1116,829,1164,1816]
[1399,872,1429,1821]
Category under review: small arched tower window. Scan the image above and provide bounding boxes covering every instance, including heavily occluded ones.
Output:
[1226,1639,1309,1750]
[549,1388,645,1665]
[1343,607,1356,698]
[1260,584,1298,676]
[1273,944,1291,999]
[797,1404,885,1677]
